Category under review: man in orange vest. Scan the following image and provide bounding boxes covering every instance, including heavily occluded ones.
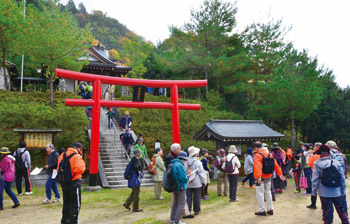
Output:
[253,141,285,216]
[57,142,86,224]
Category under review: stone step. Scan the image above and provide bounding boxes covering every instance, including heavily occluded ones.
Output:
[108,179,154,186]
[102,160,129,165]
[104,167,127,172]
[102,163,128,169]
[109,183,154,189]
[101,156,128,160]
[105,172,153,178]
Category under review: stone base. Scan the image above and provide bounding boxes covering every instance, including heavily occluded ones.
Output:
[83,185,102,192]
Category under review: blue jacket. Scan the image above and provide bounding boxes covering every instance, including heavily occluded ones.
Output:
[312,156,346,197]
[171,159,188,191]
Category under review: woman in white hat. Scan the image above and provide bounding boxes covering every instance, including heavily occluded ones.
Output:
[226,145,241,202]
[184,146,207,216]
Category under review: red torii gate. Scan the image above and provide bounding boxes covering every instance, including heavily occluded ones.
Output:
[56,68,207,186]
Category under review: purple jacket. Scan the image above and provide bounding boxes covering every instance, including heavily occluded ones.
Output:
[0,155,16,182]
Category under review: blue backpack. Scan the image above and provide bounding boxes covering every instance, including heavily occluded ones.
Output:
[56,152,77,183]
[124,161,133,180]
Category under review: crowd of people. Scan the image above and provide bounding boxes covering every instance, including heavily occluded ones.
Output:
[1,137,349,224]
[122,140,349,224]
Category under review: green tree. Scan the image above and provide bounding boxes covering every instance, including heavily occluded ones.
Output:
[0,0,24,90]
[24,0,91,107]
[259,47,324,149]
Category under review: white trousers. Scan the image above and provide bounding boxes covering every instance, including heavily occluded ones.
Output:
[256,177,273,212]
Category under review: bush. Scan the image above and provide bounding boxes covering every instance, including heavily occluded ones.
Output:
[0,90,89,167]
[116,95,242,155]
[344,154,350,165]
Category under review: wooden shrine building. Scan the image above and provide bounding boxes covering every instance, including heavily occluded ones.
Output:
[193,119,284,151]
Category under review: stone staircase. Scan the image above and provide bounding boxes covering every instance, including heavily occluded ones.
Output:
[99,108,154,188]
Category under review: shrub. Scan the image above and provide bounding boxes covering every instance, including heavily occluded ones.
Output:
[0,90,89,167]
[116,95,242,155]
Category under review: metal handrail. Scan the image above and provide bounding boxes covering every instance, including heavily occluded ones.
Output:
[104,110,130,161]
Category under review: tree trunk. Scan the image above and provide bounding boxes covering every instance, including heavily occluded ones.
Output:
[291,115,295,151]
[50,72,54,108]
[2,48,9,90]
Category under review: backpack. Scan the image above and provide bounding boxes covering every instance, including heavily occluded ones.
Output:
[321,160,342,187]
[332,152,345,168]
[257,152,275,174]
[223,156,235,173]
[15,150,26,169]
[162,162,178,193]
[124,161,133,180]
[56,152,77,184]
[148,157,156,174]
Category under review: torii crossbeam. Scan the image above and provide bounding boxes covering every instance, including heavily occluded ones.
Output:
[56,68,207,186]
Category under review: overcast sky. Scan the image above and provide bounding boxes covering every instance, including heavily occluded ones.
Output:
[61,0,350,88]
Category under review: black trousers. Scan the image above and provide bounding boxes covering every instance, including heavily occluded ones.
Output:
[186,187,201,213]
[227,174,238,200]
[16,168,32,194]
[61,180,82,224]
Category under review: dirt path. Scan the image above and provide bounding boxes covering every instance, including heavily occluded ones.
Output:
[1,179,348,224]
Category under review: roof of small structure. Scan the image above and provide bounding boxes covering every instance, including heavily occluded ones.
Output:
[80,45,132,76]
[193,119,284,142]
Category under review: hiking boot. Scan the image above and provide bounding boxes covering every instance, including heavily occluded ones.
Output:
[255,211,266,216]
[201,196,209,200]
[18,193,23,196]
[132,208,143,212]
[183,214,194,219]
[241,182,245,187]
[177,221,186,224]
[12,202,20,208]
[25,192,33,195]
[272,197,276,201]
[250,186,256,189]
[123,202,131,211]
[0,207,3,210]
[294,190,301,193]
[53,198,61,203]
[194,211,200,215]
[217,194,222,196]
[42,199,52,204]
[267,210,274,215]
[307,204,317,209]
[229,199,239,202]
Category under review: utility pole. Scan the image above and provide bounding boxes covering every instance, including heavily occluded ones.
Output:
[20,0,26,92]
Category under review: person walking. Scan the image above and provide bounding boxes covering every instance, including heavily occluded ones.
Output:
[13,141,32,195]
[241,147,255,188]
[225,145,241,202]
[184,146,206,215]
[106,108,114,129]
[169,151,189,224]
[253,141,285,216]
[120,111,133,130]
[134,138,147,172]
[152,147,165,200]
[312,144,349,224]
[293,155,302,193]
[215,149,228,196]
[42,143,61,204]
[0,147,20,209]
[123,148,143,212]
[58,142,86,224]
[120,129,133,158]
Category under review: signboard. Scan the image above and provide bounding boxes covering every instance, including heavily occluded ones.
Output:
[13,129,62,149]
[24,133,53,148]
[132,85,146,102]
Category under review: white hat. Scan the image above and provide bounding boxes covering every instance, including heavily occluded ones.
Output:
[188,146,200,157]
[325,140,337,149]
[228,145,237,154]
